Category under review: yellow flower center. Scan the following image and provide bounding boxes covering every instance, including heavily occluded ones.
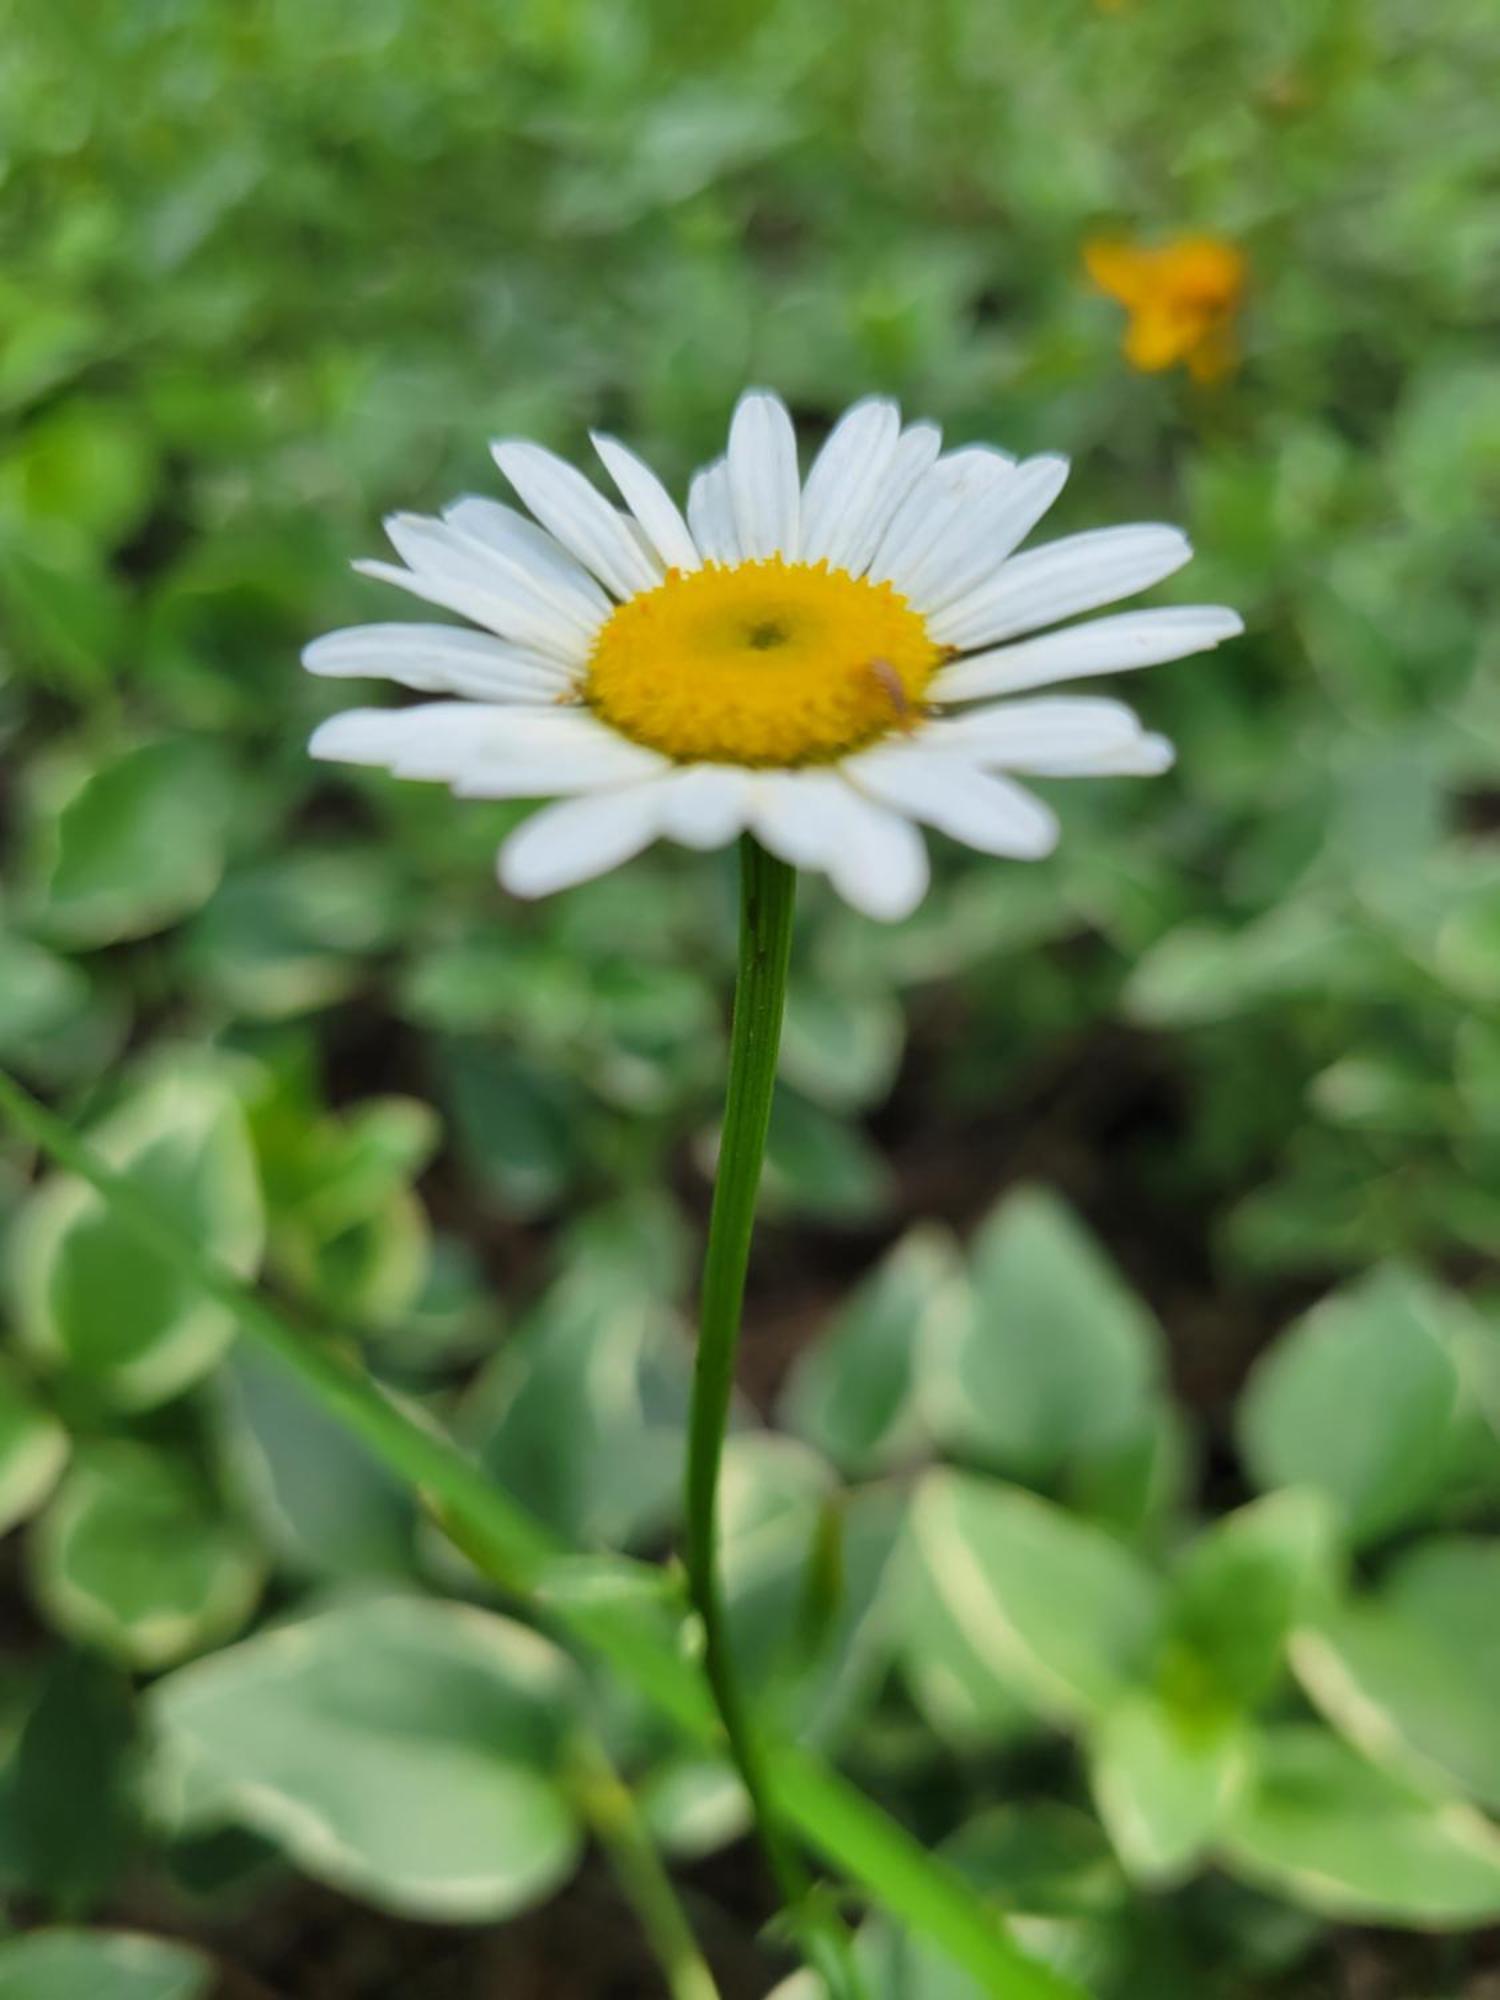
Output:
[585,558,941,766]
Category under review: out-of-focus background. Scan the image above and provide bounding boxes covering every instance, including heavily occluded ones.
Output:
[3,1,1499,1995]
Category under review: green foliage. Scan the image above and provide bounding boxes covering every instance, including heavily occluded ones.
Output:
[147,1596,585,1922]
[2,0,1499,1986]
[11,1066,264,1408]
[29,1443,262,1670]
[1237,1268,1481,1542]
[0,1930,212,2000]
[928,1189,1165,1484]
[1220,1728,1500,1927]
[0,1364,67,1537]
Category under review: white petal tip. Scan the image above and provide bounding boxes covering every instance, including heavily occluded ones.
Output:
[308,712,386,763]
[1020,826,1061,859]
[496,854,544,899]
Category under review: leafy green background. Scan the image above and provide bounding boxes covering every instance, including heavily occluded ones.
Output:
[2,0,1498,1992]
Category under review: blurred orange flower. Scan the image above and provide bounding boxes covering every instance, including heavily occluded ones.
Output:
[1084,235,1247,383]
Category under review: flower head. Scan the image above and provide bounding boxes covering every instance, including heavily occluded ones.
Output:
[1085,235,1246,382]
[306,391,1241,919]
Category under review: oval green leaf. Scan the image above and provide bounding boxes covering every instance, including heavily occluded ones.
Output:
[0,1929,212,2000]
[29,1442,262,1670]
[146,1595,584,1922]
[11,1067,264,1408]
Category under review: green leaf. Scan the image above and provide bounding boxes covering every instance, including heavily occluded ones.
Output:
[1163,1489,1339,1708]
[462,1259,692,1550]
[29,1443,262,1670]
[940,1803,1127,1920]
[7,1653,138,1912]
[436,1038,582,1216]
[929,1189,1163,1481]
[762,1091,891,1221]
[1220,1726,1500,1927]
[1065,1404,1192,1542]
[147,1596,584,1921]
[182,851,408,1019]
[25,741,236,948]
[1123,905,1377,1027]
[0,924,126,1096]
[0,929,104,1084]
[0,400,157,548]
[0,1365,67,1536]
[214,1348,414,1582]
[1088,1692,1250,1886]
[0,1930,211,2000]
[779,1226,960,1476]
[899,1472,1161,1729]
[779,978,904,1111]
[1236,1266,1463,1543]
[639,1754,748,1860]
[719,1442,904,1745]
[1435,880,1500,1000]
[1292,1537,1500,1812]
[253,1090,438,1330]
[12,1067,264,1408]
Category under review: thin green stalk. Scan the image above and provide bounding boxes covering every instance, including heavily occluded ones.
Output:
[683,840,797,1860]
[570,1733,721,2000]
[0,1063,1083,2000]
[682,839,863,2000]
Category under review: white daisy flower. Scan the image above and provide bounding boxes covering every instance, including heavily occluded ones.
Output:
[305,390,1242,921]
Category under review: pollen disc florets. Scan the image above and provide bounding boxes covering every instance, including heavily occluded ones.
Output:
[585,558,940,766]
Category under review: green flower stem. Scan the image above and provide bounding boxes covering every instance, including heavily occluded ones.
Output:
[0,1062,1082,2000]
[681,840,862,1997]
[570,1733,722,2000]
[682,841,864,1997]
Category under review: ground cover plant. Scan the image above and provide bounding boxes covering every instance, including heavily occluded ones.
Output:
[3,0,1499,1993]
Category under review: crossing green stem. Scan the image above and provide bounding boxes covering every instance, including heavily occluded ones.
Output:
[570,1733,722,2000]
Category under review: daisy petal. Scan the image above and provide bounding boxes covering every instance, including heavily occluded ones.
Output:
[500,788,665,898]
[309,701,485,775]
[799,397,901,570]
[931,524,1193,650]
[726,389,801,560]
[492,439,662,599]
[905,455,1071,614]
[302,624,571,702]
[921,695,1144,769]
[384,513,586,625]
[749,771,930,921]
[846,748,1059,858]
[653,765,754,848]
[931,605,1245,702]
[310,702,665,794]
[836,421,944,579]
[447,709,668,795]
[686,458,742,566]
[1024,731,1177,777]
[365,511,596,662]
[867,446,1016,598]
[351,560,582,666]
[591,433,701,572]
[442,496,613,630]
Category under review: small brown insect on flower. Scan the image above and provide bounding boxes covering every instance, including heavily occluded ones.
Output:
[866,656,919,732]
